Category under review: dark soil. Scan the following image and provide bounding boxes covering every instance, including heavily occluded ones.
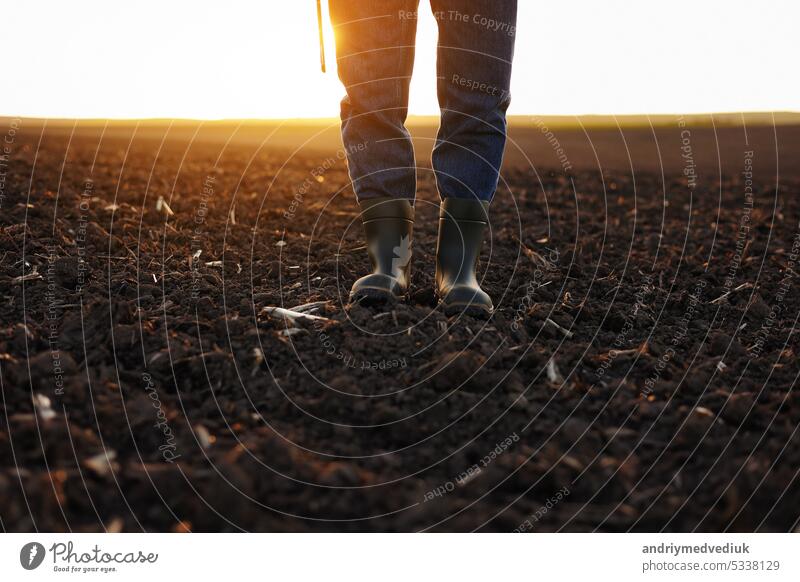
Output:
[1,121,799,532]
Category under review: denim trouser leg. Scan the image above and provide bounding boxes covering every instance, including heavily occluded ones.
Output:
[331,0,516,204]
[431,0,517,202]
[330,0,420,204]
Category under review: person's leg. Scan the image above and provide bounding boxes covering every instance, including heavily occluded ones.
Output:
[429,0,517,314]
[330,0,420,203]
[329,0,420,304]
[430,0,517,202]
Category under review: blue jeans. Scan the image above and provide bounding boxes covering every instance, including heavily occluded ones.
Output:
[330,0,517,203]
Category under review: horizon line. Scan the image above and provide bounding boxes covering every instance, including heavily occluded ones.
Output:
[2,111,799,130]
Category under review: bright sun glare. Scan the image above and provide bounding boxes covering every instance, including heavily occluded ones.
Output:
[2,0,798,119]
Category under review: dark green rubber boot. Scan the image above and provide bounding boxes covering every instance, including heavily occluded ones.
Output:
[435,198,493,316]
[349,197,414,305]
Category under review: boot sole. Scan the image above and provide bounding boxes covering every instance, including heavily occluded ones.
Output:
[349,286,404,307]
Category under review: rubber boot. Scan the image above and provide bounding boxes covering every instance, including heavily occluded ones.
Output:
[349,197,414,305]
[435,198,493,316]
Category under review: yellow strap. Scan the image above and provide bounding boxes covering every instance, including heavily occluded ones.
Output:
[316,0,326,73]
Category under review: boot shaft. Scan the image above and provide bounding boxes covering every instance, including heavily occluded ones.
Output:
[358,197,414,288]
[435,198,490,289]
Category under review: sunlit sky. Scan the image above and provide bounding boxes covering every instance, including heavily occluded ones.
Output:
[3,0,798,119]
